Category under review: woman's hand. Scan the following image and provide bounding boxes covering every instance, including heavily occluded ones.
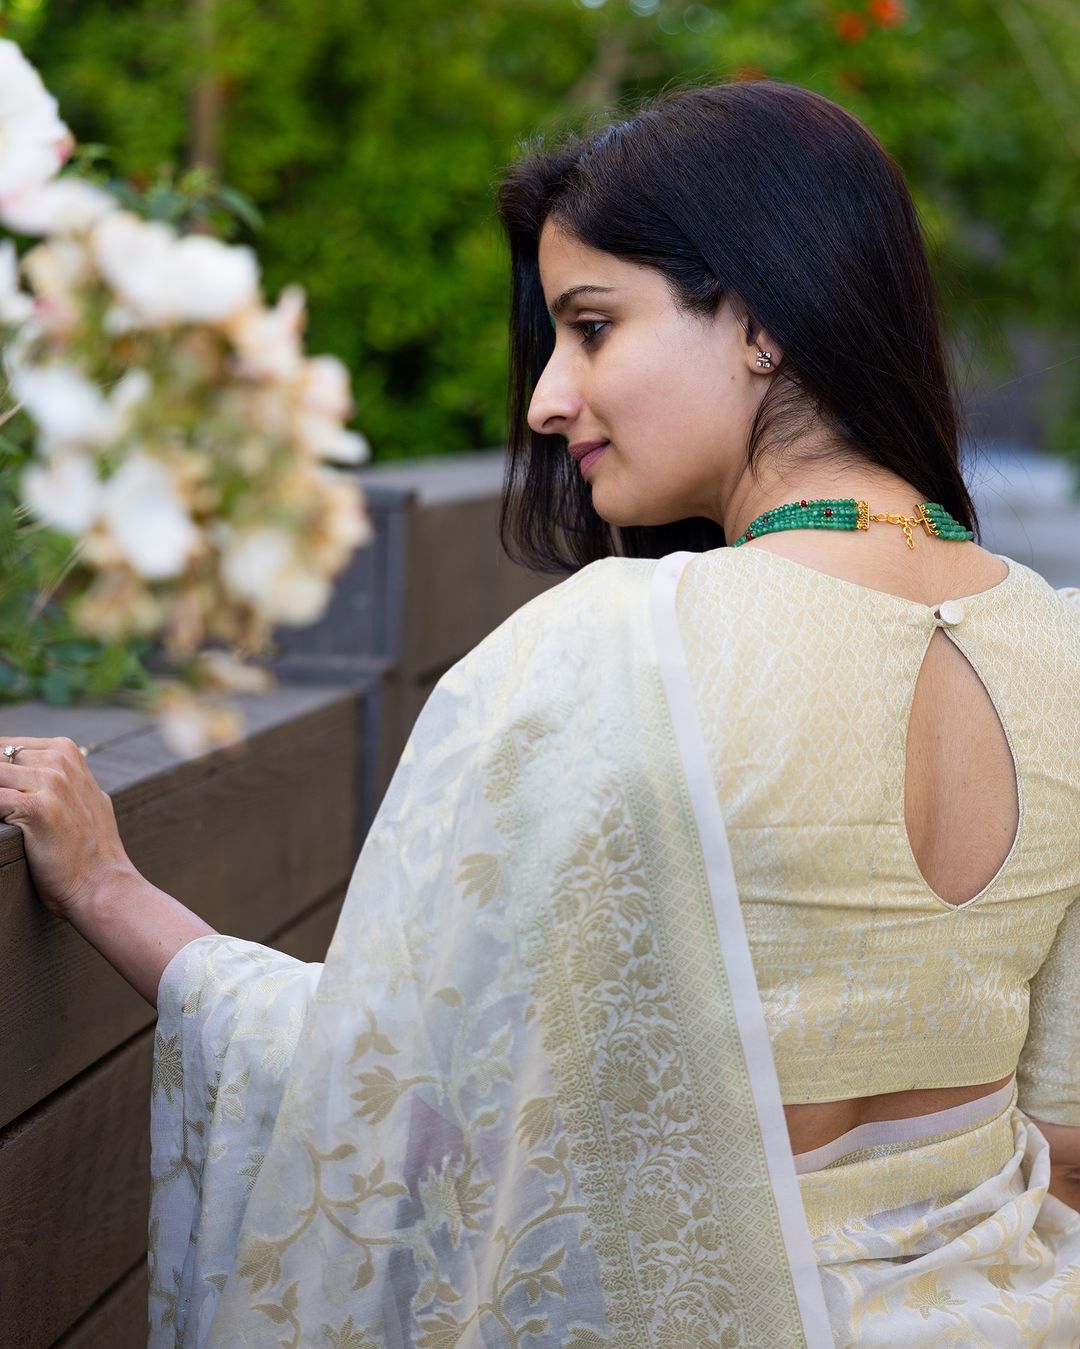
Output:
[0,735,136,919]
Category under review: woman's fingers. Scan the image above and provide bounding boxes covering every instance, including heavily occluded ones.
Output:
[0,735,93,760]
[0,734,128,918]
[0,786,36,823]
[0,744,91,787]
[0,757,56,783]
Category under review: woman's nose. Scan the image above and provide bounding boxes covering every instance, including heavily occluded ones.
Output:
[527,357,581,437]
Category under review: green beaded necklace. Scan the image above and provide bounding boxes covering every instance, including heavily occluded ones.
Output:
[731,498,974,551]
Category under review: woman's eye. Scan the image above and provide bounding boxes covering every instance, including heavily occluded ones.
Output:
[571,319,609,347]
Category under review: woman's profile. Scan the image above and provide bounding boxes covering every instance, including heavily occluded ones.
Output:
[1,79,1078,1347]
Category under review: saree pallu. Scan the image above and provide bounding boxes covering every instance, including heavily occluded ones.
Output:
[147,551,1079,1347]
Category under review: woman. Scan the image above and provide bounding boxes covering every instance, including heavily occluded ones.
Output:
[2,80,1078,1347]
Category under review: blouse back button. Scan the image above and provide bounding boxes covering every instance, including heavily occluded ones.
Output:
[934,599,965,626]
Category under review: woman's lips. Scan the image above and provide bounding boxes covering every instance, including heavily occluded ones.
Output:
[575,442,609,475]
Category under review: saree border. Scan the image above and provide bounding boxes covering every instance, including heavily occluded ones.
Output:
[649,549,835,1347]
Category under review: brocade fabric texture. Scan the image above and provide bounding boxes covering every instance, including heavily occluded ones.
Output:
[677,547,1080,1124]
[147,547,1080,1348]
[149,556,823,1349]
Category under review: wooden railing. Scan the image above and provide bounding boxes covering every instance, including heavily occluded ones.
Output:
[0,449,561,1346]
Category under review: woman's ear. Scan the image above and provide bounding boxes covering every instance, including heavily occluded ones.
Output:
[747,326,782,372]
[739,309,782,372]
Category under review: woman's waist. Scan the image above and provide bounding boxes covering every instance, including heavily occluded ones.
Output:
[795,1076,1022,1240]
[790,1074,1017,1172]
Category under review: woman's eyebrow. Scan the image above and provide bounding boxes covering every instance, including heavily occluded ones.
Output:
[548,284,614,318]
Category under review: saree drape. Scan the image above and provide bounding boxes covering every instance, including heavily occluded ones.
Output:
[148,550,1080,1347]
[148,550,831,1347]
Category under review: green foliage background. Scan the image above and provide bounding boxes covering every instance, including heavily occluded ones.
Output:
[4,0,1079,470]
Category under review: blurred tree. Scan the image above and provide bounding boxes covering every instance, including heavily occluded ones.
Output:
[654,0,1080,467]
[3,0,674,460]
[3,0,1078,472]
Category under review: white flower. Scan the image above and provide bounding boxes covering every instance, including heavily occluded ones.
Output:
[0,240,32,325]
[1,176,116,236]
[11,361,117,446]
[293,355,370,464]
[109,366,153,420]
[310,426,370,465]
[20,236,91,333]
[21,449,101,533]
[9,361,150,448]
[92,211,260,327]
[226,285,306,381]
[218,524,331,624]
[308,468,373,569]
[195,648,275,694]
[298,354,352,420]
[154,683,244,760]
[0,40,73,202]
[98,452,200,579]
[69,566,161,636]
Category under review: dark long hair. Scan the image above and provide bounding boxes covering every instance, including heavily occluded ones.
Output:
[496,79,979,574]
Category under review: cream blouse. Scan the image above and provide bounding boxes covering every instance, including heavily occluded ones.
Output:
[677,545,1080,1123]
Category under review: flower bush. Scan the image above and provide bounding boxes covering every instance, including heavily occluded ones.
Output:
[0,39,372,757]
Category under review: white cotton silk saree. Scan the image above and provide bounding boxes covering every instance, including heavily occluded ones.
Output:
[148,550,1080,1347]
[149,551,830,1347]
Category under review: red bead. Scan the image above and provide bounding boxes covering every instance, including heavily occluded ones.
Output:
[746,530,754,539]
[763,514,770,522]
[800,499,808,507]
[824,508,832,517]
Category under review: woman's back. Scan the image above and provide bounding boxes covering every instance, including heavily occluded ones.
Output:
[676,537,1080,1152]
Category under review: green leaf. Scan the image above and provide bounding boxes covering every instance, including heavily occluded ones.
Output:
[216,184,265,233]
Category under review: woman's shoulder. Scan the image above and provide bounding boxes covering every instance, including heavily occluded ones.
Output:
[500,554,658,637]
[445,555,658,688]
[1057,583,1080,615]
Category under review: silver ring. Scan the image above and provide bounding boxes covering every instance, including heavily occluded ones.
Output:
[3,743,24,762]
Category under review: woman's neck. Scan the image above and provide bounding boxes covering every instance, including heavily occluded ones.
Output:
[723,469,998,606]
[724,469,930,547]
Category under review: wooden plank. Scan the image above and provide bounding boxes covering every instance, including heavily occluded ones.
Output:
[54,1260,147,1349]
[265,656,398,839]
[0,683,366,867]
[1,886,345,1348]
[0,686,365,1131]
[266,878,348,964]
[0,1031,154,1346]
[398,495,557,682]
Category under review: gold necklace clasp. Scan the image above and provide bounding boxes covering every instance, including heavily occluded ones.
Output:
[864,502,939,550]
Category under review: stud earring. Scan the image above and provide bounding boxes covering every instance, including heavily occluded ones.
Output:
[755,349,773,369]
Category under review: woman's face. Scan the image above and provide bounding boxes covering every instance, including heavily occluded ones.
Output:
[528,220,772,529]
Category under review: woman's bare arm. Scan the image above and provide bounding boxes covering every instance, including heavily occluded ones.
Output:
[64,861,218,1010]
[0,735,218,1009]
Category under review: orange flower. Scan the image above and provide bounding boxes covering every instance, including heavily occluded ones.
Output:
[835,11,869,42]
[869,0,905,25]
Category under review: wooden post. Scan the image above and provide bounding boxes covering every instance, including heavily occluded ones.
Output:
[188,0,221,175]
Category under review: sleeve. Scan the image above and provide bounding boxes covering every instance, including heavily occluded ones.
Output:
[1017,893,1080,1127]
[1015,584,1080,1127]
[148,934,324,1343]
[144,565,607,1346]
